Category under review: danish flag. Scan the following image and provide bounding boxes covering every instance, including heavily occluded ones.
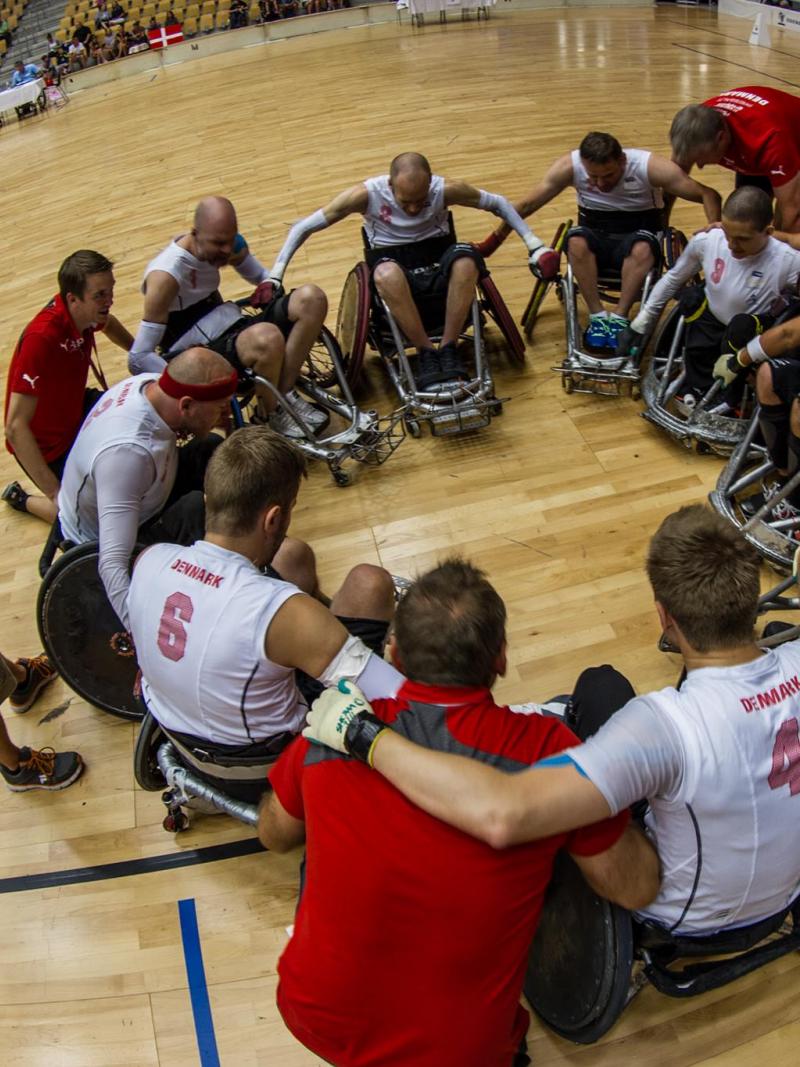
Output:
[147,24,184,48]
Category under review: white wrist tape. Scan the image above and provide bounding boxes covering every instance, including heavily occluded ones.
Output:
[316,634,373,688]
[129,320,168,373]
[477,190,543,252]
[270,208,330,281]
[630,309,653,335]
[746,335,769,363]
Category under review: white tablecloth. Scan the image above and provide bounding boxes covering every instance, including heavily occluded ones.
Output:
[408,0,495,14]
[0,78,44,113]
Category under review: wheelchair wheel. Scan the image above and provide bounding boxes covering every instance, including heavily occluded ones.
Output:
[479,275,526,367]
[37,543,143,721]
[134,712,167,791]
[524,851,633,1044]
[336,263,370,388]
[303,325,346,390]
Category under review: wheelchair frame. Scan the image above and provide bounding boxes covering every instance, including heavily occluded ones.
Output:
[522,222,685,398]
[335,221,526,439]
[640,304,757,456]
[225,311,405,487]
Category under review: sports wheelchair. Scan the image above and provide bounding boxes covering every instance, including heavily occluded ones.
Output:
[37,540,143,721]
[171,295,405,488]
[134,710,273,832]
[641,302,800,457]
[335,219,526,438]
[524,849,800,1045]
[522,222,686,398]
[710,407,800,572]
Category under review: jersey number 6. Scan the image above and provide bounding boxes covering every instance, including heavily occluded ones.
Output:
[157,592,194,662]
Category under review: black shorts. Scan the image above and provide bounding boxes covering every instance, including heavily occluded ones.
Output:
[567,225,661,275]
[205,293,294,375]
[768,357,800,406]
[368,239,485,332]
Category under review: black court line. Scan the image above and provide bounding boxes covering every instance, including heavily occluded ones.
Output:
[671,42,800,90]
[0,837,265,894]
[663,15,800,64]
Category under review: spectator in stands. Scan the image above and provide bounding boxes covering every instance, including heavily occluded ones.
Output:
[259,0,281,20]
[45,33,59,55]
[147,14,160,30]
[0,16,12,49]
[127,21,150,51]
[229,0,248,27]
[109,2,125,23]
[116,27,129,54]
[73,19,95,46]
[280,0,298,15]
[165,9,181,26]
[10,61,40,86]
[67,37,88,70]
[95,0,111,28]
[89,38,108,63]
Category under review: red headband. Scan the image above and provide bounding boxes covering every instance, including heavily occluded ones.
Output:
[158,367,238,402]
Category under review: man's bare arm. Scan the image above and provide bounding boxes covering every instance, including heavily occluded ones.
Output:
[129,270,180,373]
[737,314,800,367]
[4,393,59,498]
[368,731,612,848]
[649,155,722,224]
[571,825,660,911]
[101,312,134,351]
[266,593,353,679]
[773,177,800,234]
[258,789,306,852]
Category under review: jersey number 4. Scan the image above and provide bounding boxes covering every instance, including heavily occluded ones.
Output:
[157,592,194,662]
[768,717,800,797]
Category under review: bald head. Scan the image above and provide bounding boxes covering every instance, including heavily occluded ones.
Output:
[390,152,432,182]
[389,153,433,216]
[192,197,238,266]
[168,346,234,385]
[194,196,237,231]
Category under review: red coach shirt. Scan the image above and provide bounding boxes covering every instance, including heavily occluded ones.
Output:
[704,86,800,186]
[4,294,96,462]
[270,680,629,1067]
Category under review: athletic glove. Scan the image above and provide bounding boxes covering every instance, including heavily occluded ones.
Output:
[304,680,388,766]
[473,232,503,258]
[713,351,748,387]
[249,278,284,308]
[528,245,560,281]
[615,324,645,361]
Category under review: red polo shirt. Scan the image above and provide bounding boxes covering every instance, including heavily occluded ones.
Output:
[270,680,629,1067]
[704,86,800,186]
[4,294,97,462]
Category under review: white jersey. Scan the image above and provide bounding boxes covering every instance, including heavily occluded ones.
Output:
[572,148,664,215]
[129,540,308,745]
[641,229,800,326]
[59,374,176,544]
[569,643,800,934]
[363,174,450,248]
[143,238,222,312]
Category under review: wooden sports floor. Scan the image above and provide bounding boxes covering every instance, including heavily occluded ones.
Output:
[1,5,799,1064]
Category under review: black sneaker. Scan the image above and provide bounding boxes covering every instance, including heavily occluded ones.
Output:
[415,347,445,390]
[0,746,84,792]
[8,654,58,713]
[1,481,29,513]
[438,341,468,383]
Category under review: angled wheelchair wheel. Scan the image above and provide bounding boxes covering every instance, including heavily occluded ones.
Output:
[521,220,572,339]
[134,712,167,791]
[336,262,371,388]
[37,543,143,721]
[524,851,634,1044]
[479,275,526,367]
[303,325,345,390]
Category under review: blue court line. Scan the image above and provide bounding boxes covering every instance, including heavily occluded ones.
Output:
[178,897,221,1067]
